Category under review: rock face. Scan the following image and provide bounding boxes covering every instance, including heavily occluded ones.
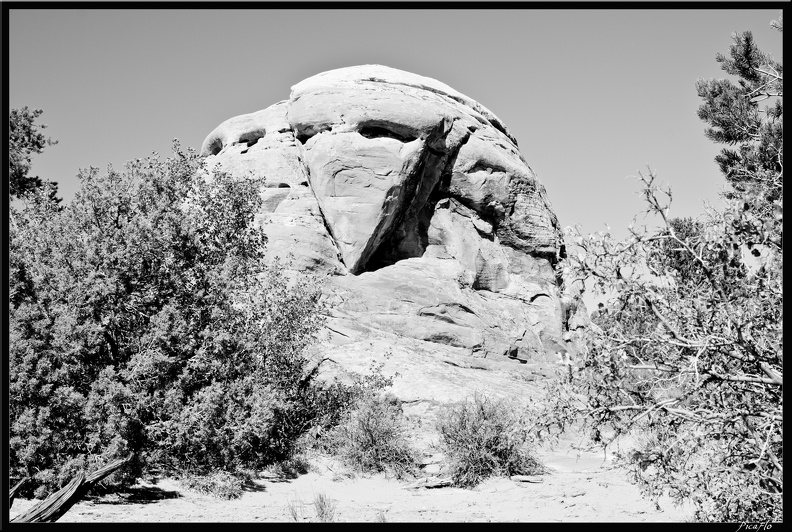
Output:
[201,65,586,382]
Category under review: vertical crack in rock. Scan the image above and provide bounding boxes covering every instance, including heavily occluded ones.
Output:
[365,118,460,271]
[292,128,346,269]
[353,118,453,273]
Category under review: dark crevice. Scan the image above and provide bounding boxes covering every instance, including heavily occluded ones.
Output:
[446,302,477,315]
[430,129,472,203]
[205,138,223,156]
[360,77,519,147]
[361,122,455,273]
[317,205,344,266]
[488,118,514,145]
[422,333,467,348]
[445,187,503,237]
[431,129,506,234]
[356,119,420,144]
[468,161,508,174]
[357,147,432,273]
[529,293,551,303]
[474,226,496,242]
[238,129,266,147]
[295,124,332,145]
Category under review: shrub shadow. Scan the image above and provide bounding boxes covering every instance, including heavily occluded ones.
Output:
[88,485,182,505]
[242,479,267,492]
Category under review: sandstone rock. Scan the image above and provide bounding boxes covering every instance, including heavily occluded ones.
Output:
[201,64,588,388]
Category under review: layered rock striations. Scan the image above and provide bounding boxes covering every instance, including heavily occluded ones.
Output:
[201,65,586,380]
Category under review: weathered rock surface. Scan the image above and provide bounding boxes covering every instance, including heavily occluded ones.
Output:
[201,65,587,398]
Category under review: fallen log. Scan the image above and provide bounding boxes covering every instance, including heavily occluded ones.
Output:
[10,454,132,523]
[10,477,29,508]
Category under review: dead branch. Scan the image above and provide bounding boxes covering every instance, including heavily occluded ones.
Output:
[11,454,132,523]
[9,477,28,508]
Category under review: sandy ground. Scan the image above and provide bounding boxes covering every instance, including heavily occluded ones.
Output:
[9,437,692,523]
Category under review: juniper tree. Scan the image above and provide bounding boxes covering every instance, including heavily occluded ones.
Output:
[9,143,333,497]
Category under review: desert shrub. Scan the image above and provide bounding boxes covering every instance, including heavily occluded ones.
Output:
[9,141,338,497]
[436,394,545,487]
[264,454,311,479]
[177,470,244,500]
[330,392,418,479]
[542,18,782,522]
[297,359,401,451]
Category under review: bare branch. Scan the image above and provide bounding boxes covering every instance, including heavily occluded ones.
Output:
[742,415,783,474]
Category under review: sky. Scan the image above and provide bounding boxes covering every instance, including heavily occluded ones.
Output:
[8,7,783,240]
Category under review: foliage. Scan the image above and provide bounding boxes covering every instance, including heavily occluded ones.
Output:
[287,492,337,522]
[9,107,60,202]
[329,392,418,479]
[9,141,335,497]
[546,16,782,522]
[695,19,783,253]
[263,454,311,480]
[297,357,401,451]
[436,394,545,488]
[177,470,244,500]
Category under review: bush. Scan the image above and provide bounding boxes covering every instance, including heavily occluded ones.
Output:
[436,394,545,487]
[177,470,244,500]
[330,392,418,479]
[263,454,311,479]
[547,18,783,521]
[556,171,782,522]
[9,141,336,496]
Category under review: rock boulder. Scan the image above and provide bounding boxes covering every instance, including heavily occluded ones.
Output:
[201,65,587,391]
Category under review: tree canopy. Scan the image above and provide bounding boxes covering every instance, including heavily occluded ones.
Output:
[542,15,782,522]
[9,107,60,202]
[9,143,346,497]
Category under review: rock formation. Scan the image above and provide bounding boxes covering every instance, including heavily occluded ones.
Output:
[201,65,587,388]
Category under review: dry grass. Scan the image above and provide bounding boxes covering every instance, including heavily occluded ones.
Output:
[286,493,337,522]
[313,492,337,522]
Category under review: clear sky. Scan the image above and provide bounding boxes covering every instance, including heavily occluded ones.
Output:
[8,7,783,240]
